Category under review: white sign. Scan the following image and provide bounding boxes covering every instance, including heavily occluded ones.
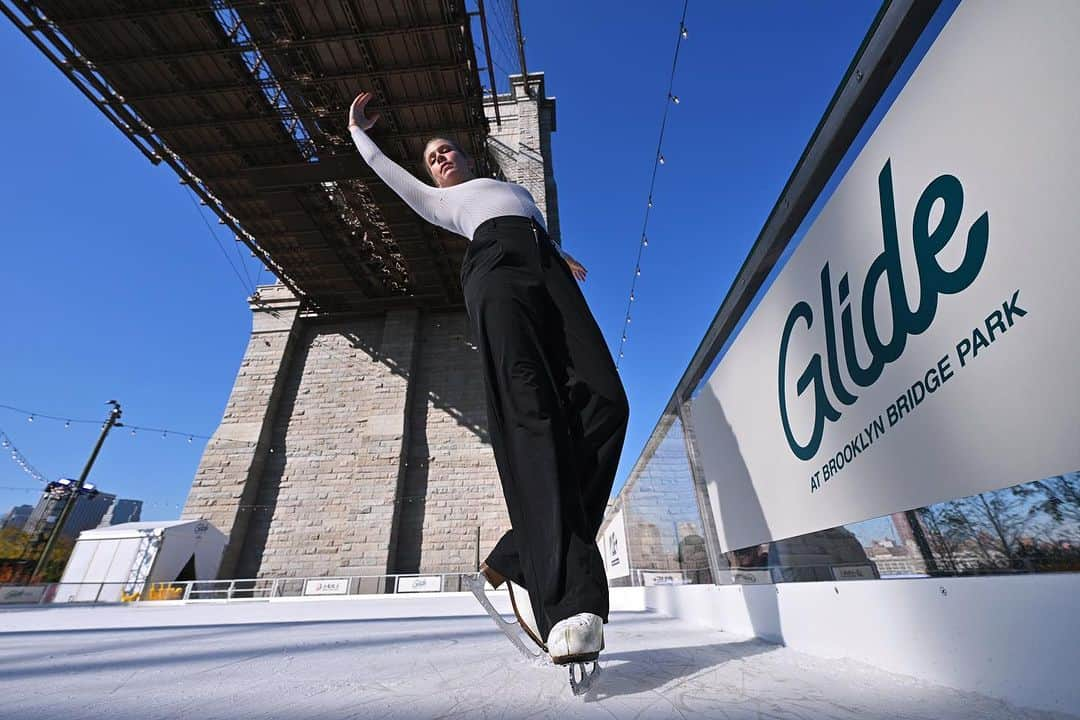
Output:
[303,577,349,596]
[640,572,689,587]
[832,565,877,581]
[692,1,1080,551]
[719,570,773,586]
[600,511,631,580]
[396,575,442,593]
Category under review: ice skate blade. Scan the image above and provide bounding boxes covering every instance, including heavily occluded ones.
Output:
[466,573,549,664]
[568,660,601,696]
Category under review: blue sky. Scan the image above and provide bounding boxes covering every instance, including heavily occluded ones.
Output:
[0,2,883,524]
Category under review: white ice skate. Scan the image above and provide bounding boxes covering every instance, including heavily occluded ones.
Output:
[468,568,602,695]
[547,612,603,695]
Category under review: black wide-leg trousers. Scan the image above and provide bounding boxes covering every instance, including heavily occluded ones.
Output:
[461,215,630,643]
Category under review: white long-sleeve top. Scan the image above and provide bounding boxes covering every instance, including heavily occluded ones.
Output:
[350,126,548,241]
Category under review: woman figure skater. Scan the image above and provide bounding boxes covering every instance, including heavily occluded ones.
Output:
[348,92,629,669]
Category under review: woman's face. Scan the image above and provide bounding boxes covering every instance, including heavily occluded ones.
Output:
[424,138,472,187]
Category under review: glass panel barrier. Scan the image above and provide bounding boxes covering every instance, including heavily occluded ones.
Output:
[601,414,718,587]
[713,472,1080,583]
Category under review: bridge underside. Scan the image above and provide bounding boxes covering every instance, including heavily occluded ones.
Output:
[6,0,494,312]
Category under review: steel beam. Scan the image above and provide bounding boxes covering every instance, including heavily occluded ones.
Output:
[72,24,462,69]
[150,94,472,134]
[34,0,290,28]
[180,124,481,162]
[125,63,465,103]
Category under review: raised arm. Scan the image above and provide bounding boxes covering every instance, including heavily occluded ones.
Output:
[347,92,450,229]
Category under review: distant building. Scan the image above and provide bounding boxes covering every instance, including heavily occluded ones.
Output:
[25,489,116,540]
[98,499,143,527]
[1,504,34,531]
[864,537,927,576]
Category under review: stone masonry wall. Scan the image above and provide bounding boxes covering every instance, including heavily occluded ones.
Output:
[184,303,508,579]
[392,310,508,574]
[231,311,416,578]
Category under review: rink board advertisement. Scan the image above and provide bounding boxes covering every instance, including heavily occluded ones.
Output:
[303,578,349,596]
[600,511,630,580]
[691,1,1080,552]
[396,576,442,593]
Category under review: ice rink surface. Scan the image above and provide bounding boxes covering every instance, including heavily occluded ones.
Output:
[1,595,1074,720]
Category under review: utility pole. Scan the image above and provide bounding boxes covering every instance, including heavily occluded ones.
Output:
[31,401,122,583]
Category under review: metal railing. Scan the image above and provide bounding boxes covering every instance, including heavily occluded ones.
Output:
[0,572,485,606]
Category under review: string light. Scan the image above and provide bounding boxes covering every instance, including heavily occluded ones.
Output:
[614,0,689,369]
[1,401,390,457]
[0,404,101,427]
[0,429,49,484]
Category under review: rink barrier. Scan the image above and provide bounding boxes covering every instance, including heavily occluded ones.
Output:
[0,563,941,606]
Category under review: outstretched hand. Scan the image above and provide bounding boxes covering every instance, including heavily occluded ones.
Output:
[348,91,380,131]
[562,250,588,282]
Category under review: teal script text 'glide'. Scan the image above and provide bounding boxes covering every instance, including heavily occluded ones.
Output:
[778,160,989,461]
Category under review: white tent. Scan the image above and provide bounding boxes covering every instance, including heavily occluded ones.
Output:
[56,520,226,603]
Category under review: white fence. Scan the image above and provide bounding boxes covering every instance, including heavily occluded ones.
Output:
[0,572,482,605]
